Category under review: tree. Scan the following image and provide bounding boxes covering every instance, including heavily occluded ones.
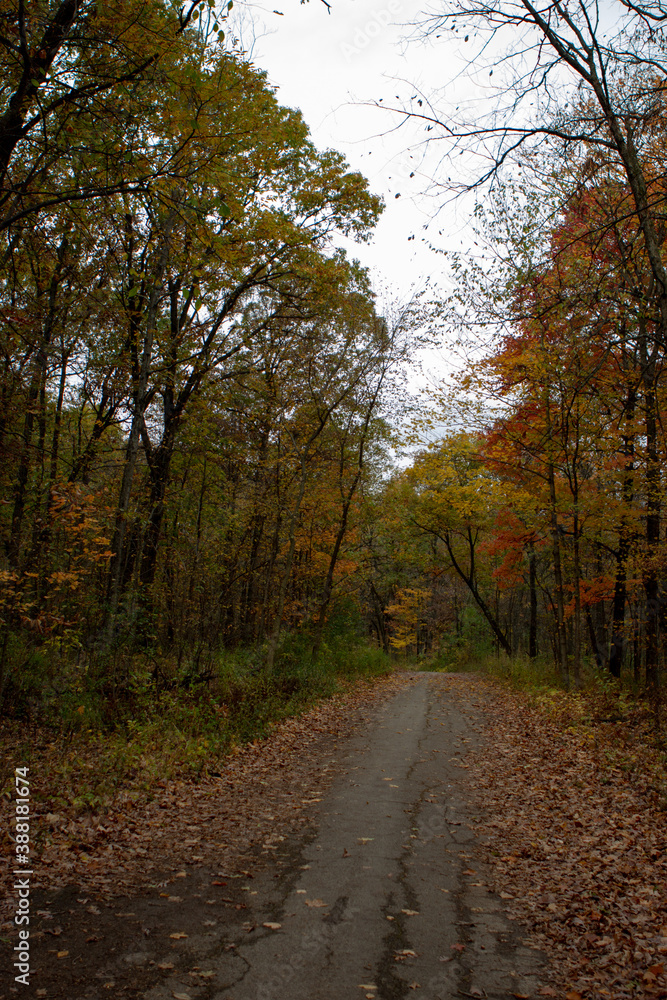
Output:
[400,2,667,691]
[0,0,217,231]
[400,432,513,655]
[0,29,389,699]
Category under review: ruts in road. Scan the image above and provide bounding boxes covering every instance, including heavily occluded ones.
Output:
[147,673,544,1000]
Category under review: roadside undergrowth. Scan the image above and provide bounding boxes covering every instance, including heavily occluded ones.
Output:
[0,636,393,815]
[0,670,412,926]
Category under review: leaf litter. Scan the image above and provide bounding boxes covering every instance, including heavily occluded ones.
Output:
[0,674,408,924]
[443,675,667,1000]
[4,668,665,1000]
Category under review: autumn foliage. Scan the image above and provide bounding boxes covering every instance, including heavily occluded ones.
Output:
[0,1,414,720]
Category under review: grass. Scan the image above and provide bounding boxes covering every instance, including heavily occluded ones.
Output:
[0,630,394,812]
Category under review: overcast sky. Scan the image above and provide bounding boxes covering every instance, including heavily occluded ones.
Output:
[242,0,483,304]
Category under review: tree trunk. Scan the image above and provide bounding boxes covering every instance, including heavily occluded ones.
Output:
[438,528,512,656]
[608,379,636,678]
[543,387,569,688]
[640,327,660,700]
[106,211,174,632]
[528,543,538,658]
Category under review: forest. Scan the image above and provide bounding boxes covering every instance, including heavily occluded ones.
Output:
[1,0,666,739]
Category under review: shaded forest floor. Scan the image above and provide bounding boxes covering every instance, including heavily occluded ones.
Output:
[0,674,408,921]
[1,669,666,999]
[455,674,667,999]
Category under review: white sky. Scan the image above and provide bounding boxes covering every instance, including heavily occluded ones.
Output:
[228,0,638,405]
[242,0,633,302]
[242,0,483,305]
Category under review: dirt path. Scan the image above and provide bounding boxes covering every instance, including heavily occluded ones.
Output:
[2,673,546,1000]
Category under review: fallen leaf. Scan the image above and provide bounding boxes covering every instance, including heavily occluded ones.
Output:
[158,962,175,970]
[649,964,665,976]
[262,922,281,930]
[538,989,558,997]
[305,898,327,907]
[173,993,192,1000]
[451,943,466,952]
[402,909,419,916]
[169,932,188,939]
[566,992,583,999]
[462,869,476,875]
[57,950,69,958]
[408,983,420,990]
